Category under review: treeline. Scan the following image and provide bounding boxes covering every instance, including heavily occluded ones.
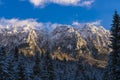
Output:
[0,46,55,80]
[0,45,102,80]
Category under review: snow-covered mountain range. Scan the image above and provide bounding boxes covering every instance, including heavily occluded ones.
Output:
[0,22,110,80]
[0,22,110,61]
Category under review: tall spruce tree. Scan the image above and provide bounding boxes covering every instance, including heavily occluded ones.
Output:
[33,51,42,80]
[0,47,8,80]
[45,50,55,80]
[17,62,26,80]
[6,52,16,80]
[103,11,120,80]
[17,53,26,80]
[12,46,19,79]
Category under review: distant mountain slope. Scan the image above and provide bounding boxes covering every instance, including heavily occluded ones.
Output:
[0,23,110,59]
[0,23,110,65]
[0,23,110,80]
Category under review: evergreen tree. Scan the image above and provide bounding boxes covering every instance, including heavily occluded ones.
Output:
[11,46,20,79]
[40,50,55,80]
[14,46,19,61]
[0,47,8,80]
[75,59,88,80]
[7,59,15,80]
[45,50,55,80]
[17,53,26,80]
[6,52,16,80]
[40,36,55,80]
[103,11,120,80]
[33,52,42,80]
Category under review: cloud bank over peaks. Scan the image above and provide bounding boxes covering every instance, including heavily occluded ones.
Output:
[0,18,63,32]
[72,20,101,26]
[29,0,95,8]
[0,18,103,33]
[0,18,42,28]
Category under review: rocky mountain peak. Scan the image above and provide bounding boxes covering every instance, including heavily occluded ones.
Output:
[50,26,88,60]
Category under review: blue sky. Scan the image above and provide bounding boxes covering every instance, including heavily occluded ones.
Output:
[0,0,120,29]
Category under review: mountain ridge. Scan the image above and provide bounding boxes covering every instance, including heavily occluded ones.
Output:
[0,23,110,80]
[0,23,110,62]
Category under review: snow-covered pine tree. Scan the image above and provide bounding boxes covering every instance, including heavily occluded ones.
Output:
[103,11,120,80]
[38,57,48,80]
[5,52,16,80]
[0,47,9,80]
[74,59,88,80]
[45,50,55,80]
[14,46,19,61]
[11,46,20,79]
[17,53,26,80]
[33,51,42,80]
[40,35,55,80]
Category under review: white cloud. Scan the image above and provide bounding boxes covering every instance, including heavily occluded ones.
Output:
[29,0,95,7]
[0,18,61,32]
[29,0,45,7]
[0,18,43,28]
[89,20,101,25]
[0,18,102,33]
[72,20,102,26]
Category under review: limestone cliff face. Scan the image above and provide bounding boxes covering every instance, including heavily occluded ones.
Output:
[74,24,110,60]
[18,29,47,56]
[50,26,88,61]
[50,25,109,68]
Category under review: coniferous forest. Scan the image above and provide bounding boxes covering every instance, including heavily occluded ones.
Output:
[0,11,120,80]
